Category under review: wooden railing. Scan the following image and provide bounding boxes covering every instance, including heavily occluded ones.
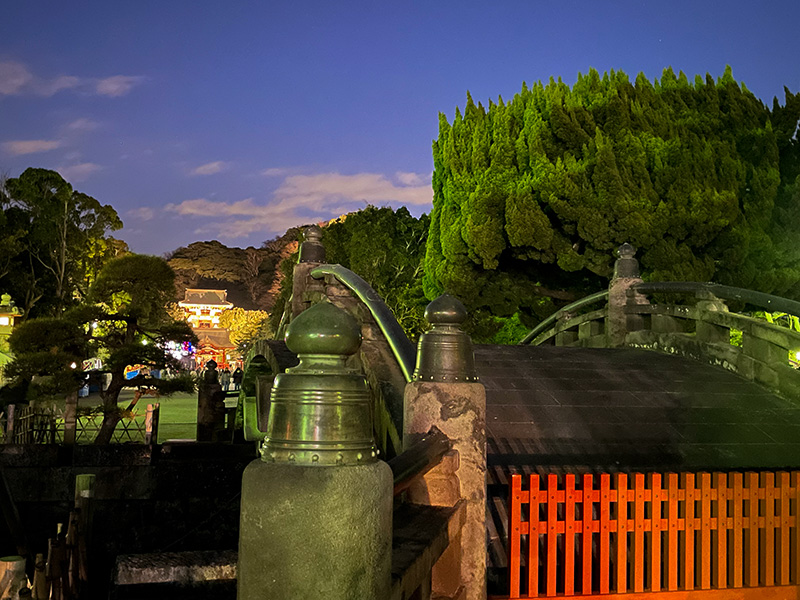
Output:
[506,471,800,598]
[2,403,160,444]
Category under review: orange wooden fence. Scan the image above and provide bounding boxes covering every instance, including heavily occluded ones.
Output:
[506,471,800,598]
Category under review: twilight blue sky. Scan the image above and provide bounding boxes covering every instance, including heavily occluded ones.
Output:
[2,1,799,256]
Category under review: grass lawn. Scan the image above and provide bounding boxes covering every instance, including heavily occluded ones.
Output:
[79,389,198,442]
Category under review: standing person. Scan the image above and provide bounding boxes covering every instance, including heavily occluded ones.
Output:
[232,366,243,391]
[221,368,231,392]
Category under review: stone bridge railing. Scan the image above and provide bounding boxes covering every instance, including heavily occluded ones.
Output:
[240,225,487,600]
[521,244,800,401]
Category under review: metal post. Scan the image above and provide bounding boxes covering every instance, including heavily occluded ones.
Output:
[238,301,392,599]
[403,294,487,600]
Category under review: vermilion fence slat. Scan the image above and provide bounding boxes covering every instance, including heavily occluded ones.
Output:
[732,472,744,588]
[667,473,679,591]
[780,471,791,586]
[700,472,712,590]
[509,474,522,598]
[529,474,540,598]
[794,473,800,585]
[582,474,593,595]
[617,473,628,593]
[683,472,696,591]
[634,473,645,593]
[747,471,760,587]
[546,473,557,597]
[765,472,776,587]
[505,470,799,599]
[564,474,575,596]
[599,474,611,595]
[715,472,728,589]
[651,473,663,592]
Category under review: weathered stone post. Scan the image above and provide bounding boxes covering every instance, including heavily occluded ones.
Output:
[196,359,225,442]
[403,294,486,600]
[238,301,393,599]
[63,391,78,445]
[291,225,327,318]
[607,242,648,347]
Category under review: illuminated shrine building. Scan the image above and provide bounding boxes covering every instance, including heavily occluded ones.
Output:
[178,289,234,329]
[178,289,237,368]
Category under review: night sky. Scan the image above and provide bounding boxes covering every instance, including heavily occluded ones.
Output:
[2,1,798,256]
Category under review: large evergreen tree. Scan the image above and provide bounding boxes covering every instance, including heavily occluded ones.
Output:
[425,67,800,324]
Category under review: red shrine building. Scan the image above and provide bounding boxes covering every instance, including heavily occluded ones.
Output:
[178,289,238,369]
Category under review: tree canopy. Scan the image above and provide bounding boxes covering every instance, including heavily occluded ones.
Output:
[7,254,196,442]
[1,168,125,317]
[323,206,431,338]
[425,67,800,323]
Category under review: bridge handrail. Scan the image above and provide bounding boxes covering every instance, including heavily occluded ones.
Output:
[631,281,800,317]
[388,426,452,496]
[518,290,609,345]
[310,264,417,382]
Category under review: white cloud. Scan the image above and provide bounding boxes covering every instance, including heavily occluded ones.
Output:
[56,163,101,182]
[165,171,433,239]
[128,207,155,221]
[274,172,433,207]
[0,61,33,95]
[3,139,61,155]
[395,171,431,187]
[35,75,80,96]
[191,161,227,176]
[261,167,290,177]
[0,60,144,98]
[64,118,100,132]
[95,75,145,97]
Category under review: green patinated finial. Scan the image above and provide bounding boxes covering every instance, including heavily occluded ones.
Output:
[285,300,361,357]
[264,301,377,466]
[424,293,467,326]
[413,294,478,383]
[617,242,636,259]
[298,224,326,263]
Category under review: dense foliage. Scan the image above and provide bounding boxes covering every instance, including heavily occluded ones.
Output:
[219,306,270,350]
[425,67,800,326]
[1,168,126,317]
[323,206,431,339]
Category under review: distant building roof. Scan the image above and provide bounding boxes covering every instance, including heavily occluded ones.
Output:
[179,289,234,307]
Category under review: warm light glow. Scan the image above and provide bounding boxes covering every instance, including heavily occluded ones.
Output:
[70,362,77,369]
[0,317,9,326]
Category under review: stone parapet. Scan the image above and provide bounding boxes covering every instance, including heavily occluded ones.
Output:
[403,381,486,600]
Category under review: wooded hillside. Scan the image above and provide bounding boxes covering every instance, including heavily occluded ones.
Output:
[166,229,300,311]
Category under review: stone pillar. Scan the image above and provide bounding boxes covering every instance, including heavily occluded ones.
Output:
[607,242,648,347]
[695,290,730,344]
[238,302,392,600]
[196,359,225,442]
[403,294,486,600]
[291,224,327,318]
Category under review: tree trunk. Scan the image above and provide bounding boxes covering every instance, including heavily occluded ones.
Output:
[93,375,124,445]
